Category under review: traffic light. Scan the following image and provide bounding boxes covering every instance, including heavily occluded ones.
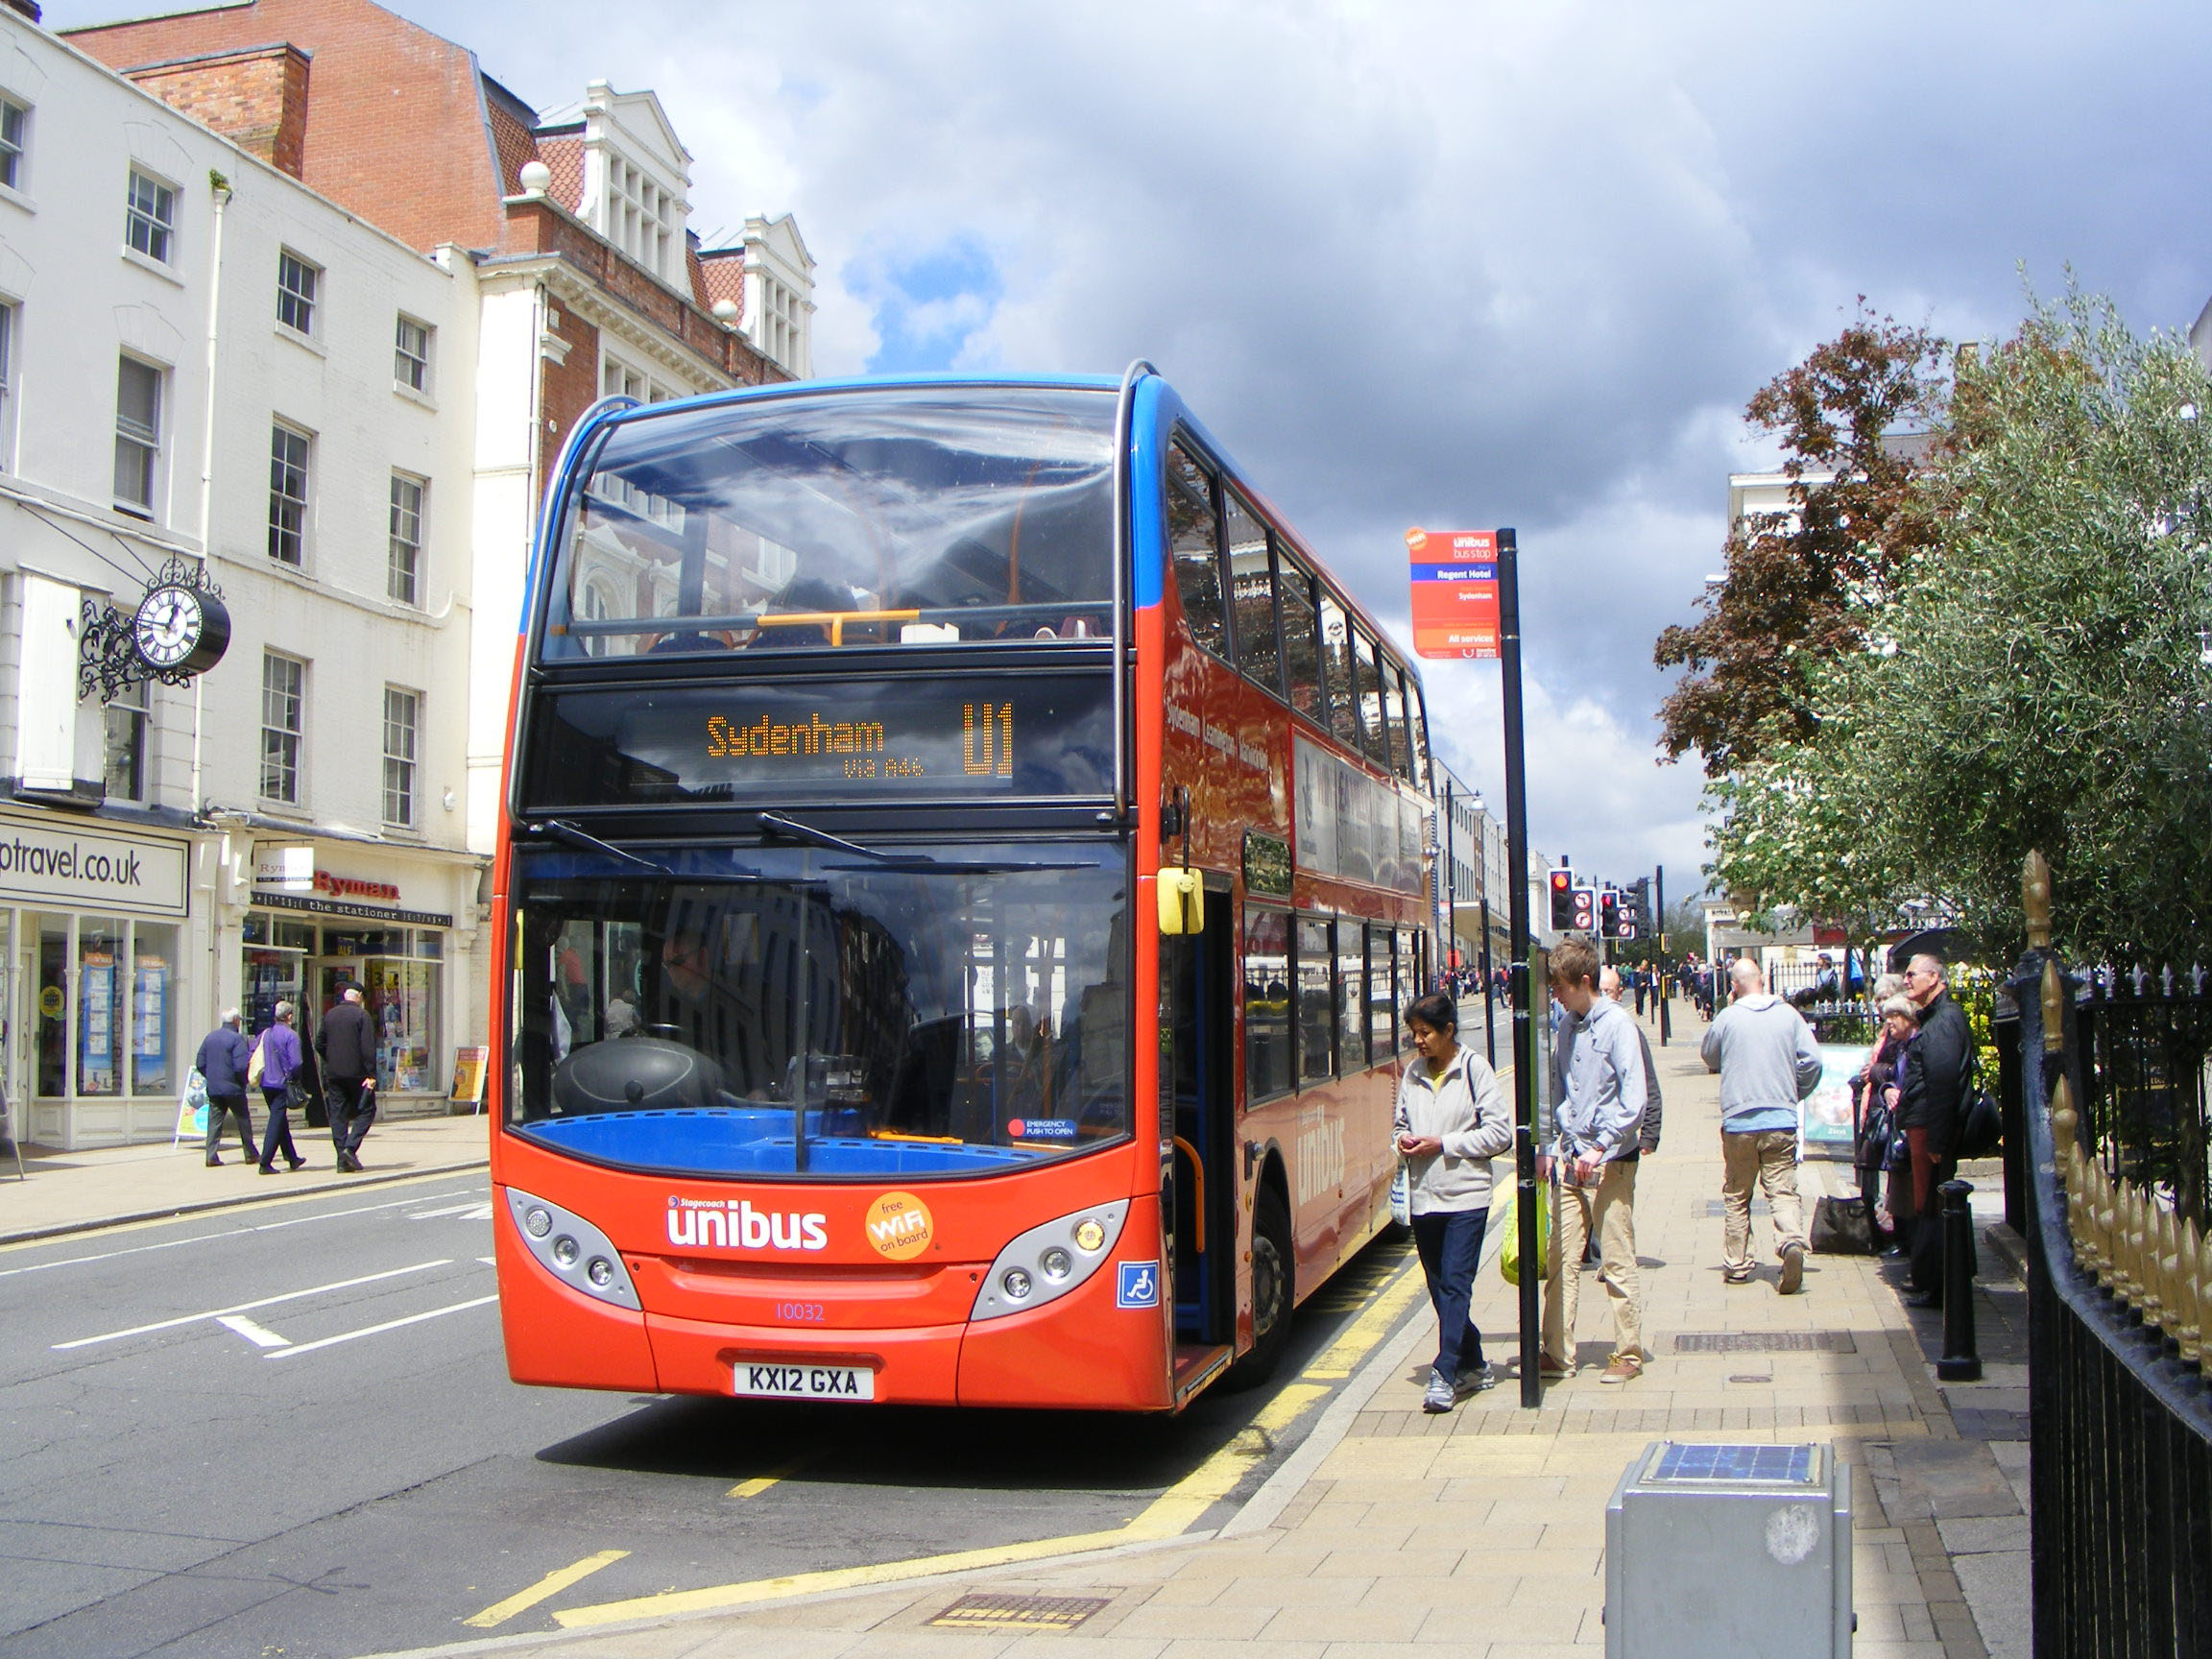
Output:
[1549,867,1574,930]
[1628,877,1653,937]
[1571,885,1598,933]
[1599,889,1621,939]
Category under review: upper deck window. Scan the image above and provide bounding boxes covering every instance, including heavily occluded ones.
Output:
[1166,442,1226,661]
[542,386,1117,661]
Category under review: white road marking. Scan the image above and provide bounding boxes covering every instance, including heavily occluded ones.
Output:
[268,1294,497,1358]
[0,1187,488,1281]
[407,1202,493,1221]
[216,1313,292,1350]
[53,1261,455,1350]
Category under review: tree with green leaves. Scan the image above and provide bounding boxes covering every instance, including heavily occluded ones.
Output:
[1655,305,1949,777]
[1705,286,2212,965]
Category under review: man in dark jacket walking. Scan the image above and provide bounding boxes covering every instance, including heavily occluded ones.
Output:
[195,1009,254,1166]
[318,985,378,1172]
[1900,954,1971,1303]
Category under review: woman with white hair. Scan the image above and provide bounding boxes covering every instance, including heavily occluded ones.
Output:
[253,1001,309,1174]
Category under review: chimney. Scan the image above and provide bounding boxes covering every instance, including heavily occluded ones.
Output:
[124,43,312,180]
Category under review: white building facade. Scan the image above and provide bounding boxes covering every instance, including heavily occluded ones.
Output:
[0,14,479,1146]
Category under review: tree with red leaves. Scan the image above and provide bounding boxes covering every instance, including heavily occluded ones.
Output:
[1654,305,1950,777]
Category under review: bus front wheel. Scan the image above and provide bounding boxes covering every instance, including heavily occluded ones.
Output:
[1221,1182,1293,1391]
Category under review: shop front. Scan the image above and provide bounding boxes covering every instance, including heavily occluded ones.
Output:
[0,807,199,1150]
[243,846,472,1117]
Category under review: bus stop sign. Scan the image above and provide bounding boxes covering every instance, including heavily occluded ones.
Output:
[1407,528,1501,660]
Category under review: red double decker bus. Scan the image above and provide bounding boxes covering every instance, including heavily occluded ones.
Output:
[491,369,1436,1410]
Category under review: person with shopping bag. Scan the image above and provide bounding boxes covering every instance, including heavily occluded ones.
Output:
[1393,991,1513,1412]
[252,1001,309,1174]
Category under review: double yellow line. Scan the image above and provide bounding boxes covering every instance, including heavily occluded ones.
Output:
[529,1251,1424,1632]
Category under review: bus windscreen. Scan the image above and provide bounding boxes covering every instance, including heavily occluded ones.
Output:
[507,840,1129,1179]
[543,386,1118,660]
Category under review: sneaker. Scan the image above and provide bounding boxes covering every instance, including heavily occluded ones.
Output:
[1778,1242,1805,1295]
[1422,1367,1455,1413]
[1722,1267,1754,1285]
[1538,1353,1575,1381]
[1455,1362,1498,1397]
[1598,1354,1644,1385]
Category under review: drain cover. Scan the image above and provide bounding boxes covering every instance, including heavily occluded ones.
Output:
[931,1594,1113,1631]
[1672,1331,1856,1354]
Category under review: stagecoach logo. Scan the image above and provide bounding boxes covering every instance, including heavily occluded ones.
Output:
[665,1196,829,1252]
[864,1190,935,1261]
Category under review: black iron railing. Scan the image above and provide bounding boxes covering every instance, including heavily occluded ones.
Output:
[2011,855,2212,1656]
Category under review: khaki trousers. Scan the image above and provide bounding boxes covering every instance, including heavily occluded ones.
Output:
[1541,1159,1642,1366]
[1720,1128,1806,1271]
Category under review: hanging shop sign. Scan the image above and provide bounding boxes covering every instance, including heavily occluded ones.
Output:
[0,810,188,916]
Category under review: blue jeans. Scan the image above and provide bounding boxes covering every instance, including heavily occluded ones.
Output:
[1411,1206,1490,1381]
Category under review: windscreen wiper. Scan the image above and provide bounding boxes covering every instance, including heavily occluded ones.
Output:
[526,818,671,876]
[757,811,936,866]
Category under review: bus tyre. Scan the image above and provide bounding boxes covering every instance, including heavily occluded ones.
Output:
[1221,1183,1293,1392]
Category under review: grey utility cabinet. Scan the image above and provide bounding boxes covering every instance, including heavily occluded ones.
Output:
[1604,1441,1853,1656]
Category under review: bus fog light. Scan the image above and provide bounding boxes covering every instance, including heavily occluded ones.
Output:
[553,1236,580,1267]
[1073,1219,1106,1253]
[1041,1247,1072,1281]
[526,1207,554,1238]
[587,1258,614,1286]
[1002,1267,1033,1300]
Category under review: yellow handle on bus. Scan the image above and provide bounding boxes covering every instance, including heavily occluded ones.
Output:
[1157,868,1204,935]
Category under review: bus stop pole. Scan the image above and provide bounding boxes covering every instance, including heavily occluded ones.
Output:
[1497,528,1541,1409]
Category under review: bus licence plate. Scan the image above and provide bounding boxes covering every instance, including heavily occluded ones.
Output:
[733,1361,876,1401]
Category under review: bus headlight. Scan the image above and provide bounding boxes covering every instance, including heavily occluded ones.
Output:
[971,1200,1130,1322]
[504,1188,642,1312]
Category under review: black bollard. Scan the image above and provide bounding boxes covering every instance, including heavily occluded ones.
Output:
[1936,1179,1982,1382]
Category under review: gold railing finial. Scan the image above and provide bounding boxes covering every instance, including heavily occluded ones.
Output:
[2024,849,2053,951]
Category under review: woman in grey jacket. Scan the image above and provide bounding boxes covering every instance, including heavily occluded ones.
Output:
[1394,991,1515,1411]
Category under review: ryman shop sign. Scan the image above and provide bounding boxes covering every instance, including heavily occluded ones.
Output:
[0,809,189,916]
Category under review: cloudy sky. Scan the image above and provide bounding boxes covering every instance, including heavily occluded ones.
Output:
[52,0,2212,891]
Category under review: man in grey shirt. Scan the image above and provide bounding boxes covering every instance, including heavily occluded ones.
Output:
[1541,939,1649,1383]
[1702,957,1824,1292]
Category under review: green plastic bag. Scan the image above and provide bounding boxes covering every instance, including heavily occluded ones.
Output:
[1496,1181,1551,1287]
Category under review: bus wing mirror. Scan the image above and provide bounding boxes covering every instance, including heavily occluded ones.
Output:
[1156,868,1204,936]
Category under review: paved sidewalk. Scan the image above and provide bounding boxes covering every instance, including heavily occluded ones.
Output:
[346,1006,2029,1659]
[0,1110,490,1245]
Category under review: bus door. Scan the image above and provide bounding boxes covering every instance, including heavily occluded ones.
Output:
[1161,875,1237,1349]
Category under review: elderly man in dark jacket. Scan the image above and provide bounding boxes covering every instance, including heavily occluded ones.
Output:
[317,985,378,1172]
[196,1009,254,1166]
[1899,954,1971,1304]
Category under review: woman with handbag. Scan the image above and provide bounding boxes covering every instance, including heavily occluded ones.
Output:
[1394,991,1514,1412]
[254,1001,310,1174]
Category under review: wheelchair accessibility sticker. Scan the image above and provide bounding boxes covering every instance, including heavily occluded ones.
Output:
[1117,1261,1161,1309]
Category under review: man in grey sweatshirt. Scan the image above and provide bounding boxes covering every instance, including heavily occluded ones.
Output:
[1701,957,1824,1292]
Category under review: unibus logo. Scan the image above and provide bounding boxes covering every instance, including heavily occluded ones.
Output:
[1295,1119,1346,1206]
[665,1197,828,1251]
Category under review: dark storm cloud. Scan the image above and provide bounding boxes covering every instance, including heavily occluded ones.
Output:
[43,0,2212,881]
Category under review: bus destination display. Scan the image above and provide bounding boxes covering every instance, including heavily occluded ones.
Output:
[523,676,1114,807]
